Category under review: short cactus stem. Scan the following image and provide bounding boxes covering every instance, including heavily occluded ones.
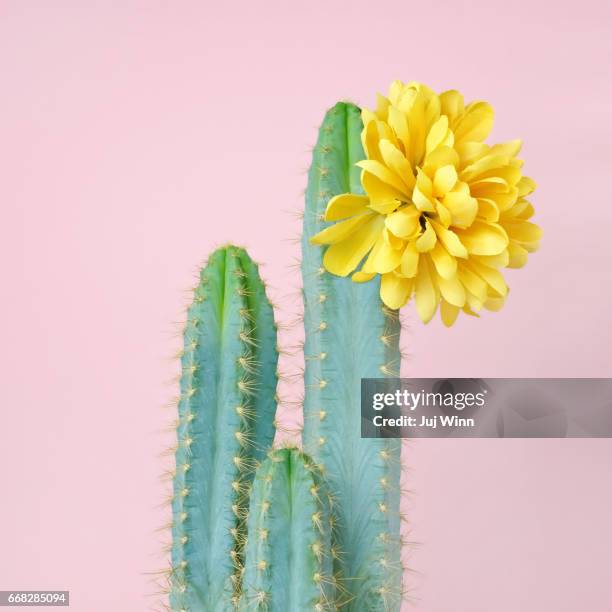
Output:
[171,245,278,611]
[240,447,336,611]
[302,103,403,611]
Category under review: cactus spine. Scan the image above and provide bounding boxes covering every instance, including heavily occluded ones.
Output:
[302,102,403,610]
[240,448,336,611]
[170,245,279,611]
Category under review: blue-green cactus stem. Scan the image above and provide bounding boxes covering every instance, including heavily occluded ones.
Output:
[301,102,403,611]
[170,245,279,611]
[240,447,336,611]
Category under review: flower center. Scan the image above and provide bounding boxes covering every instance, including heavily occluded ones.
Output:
[418,214,428,232]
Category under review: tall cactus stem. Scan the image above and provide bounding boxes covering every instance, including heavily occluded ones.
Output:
[301,102,403,611]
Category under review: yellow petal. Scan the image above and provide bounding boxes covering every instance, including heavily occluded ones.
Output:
[522,239,539,253]
[396,82,418,112]
[430,220,468,258]
[474,164,522,186]
[325,193,370,221]
[352,271,376,283]
[357,160,410,196]
[385,207,420,238]
[412,186,435,213]
[469,177,511,196]
[476,198,500,223]
[426,115,454,156]
[507,242,529,268]
[474,251,509,268]
[379,139,416,191]
[384,226,404,250]
[443,183,478,228]
[400,241,419,277]
[436,202,452,227]
[423,145,460,172]
[362,171,402,214]
[362,232,403,274]
[430,242,457,279]
[414,259,439,323]
[484,294,506,312]
[437,273,466,307]
[433,165,458,197]
[453,101,494,144]
[387,106,410,152]
[361,107,377,127]
[517,176,537,197]
[440,299,460,327]
[362,119,396,162]
[503,220,542,247]
[469,178,518,212]
[455,142,489,169]
[489,139,522,158]
[375,93,390,119]
[461,154,509,183]
[362,119,383,162]
[501,199,534,220]
[467,260,508,297]
[425,93,441,130]
[458,265,488,302]
[439,90,464,124]
[389,80,408,106]
[455,221,508,255]
[482,187,518,212]
[380,273,413,309]
[465,290,484,312]
[322,217,383,276]
[413,169,436,212]
[516,201,535,220]
[310,213,374,245]
[416,219,437,252]
[462,303,480,317]
[405,94,427,166]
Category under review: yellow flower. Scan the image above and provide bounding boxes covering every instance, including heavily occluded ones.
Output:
[311,81,542,326]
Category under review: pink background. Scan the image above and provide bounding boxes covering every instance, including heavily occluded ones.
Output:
[1,1,611,610]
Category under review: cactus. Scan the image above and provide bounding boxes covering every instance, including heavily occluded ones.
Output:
[240,447,336,611]
[301,102,403,610]
[170,245,279,611]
